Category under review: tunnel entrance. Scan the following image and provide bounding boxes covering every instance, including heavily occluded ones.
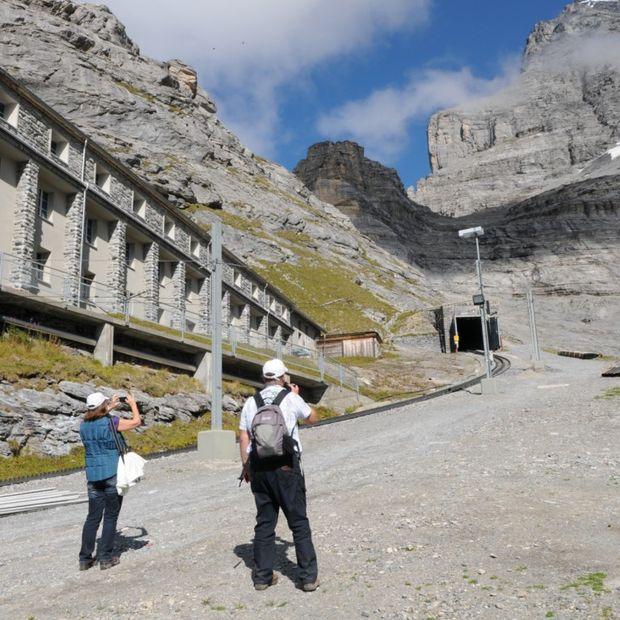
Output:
[450,315,501,352]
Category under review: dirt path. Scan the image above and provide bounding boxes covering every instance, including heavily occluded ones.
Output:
[0,346,618,619]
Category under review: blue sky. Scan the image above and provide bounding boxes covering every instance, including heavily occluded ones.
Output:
[104,0,570,188]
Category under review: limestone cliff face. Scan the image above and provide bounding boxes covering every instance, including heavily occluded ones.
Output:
[0,0,432,332]
[409,0,620,216]
[294,140,620,355]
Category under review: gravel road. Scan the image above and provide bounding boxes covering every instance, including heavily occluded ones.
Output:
[0,346,618,620]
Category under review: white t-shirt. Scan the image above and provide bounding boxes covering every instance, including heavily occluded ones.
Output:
[239,386,312,454]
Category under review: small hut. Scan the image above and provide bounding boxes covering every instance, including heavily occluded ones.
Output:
[317,331,382,358]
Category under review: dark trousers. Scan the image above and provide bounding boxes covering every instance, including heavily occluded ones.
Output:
[251,464,318,585]
[79,475,123,563]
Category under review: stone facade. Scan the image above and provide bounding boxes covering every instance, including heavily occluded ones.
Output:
[106,220,127,312]
[143,241,160,322]
[17,106,48,152]
[110,176,133,211]
[170,260,187,330]
[198,276,210,333]
[221,289,231,327]
[63,191,85,304]
[239,303,251,341]
[11,160,39,289]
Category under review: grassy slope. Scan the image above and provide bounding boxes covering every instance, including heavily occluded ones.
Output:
[188,197,403,335]
[0,329,202,396]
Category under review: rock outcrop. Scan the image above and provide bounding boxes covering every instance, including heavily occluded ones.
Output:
[293,141,423,260]
[409,0,620,216]
[0,380,242,457]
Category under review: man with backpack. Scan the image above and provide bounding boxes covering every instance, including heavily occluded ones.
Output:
[239,358,319,592]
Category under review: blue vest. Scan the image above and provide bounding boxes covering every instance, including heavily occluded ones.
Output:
[80,416,119,482]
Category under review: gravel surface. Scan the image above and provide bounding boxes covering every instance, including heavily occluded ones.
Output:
[0,345,618,620]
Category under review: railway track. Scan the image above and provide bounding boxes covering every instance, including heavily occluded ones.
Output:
[0,353,511,489]
[309,352,511,428]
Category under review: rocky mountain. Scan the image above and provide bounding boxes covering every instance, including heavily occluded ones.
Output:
[294,139,620,354]
[0,0,431,334]
[409,0,620,216]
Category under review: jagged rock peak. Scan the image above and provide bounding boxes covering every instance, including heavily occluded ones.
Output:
[293,141,431,263]
[294,140,406,196]
[33,0,140,54]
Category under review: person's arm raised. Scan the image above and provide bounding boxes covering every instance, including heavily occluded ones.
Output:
[290,384,318,424]
[117,394,142,431]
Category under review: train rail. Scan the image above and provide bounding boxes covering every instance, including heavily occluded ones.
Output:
[308,352,511,428]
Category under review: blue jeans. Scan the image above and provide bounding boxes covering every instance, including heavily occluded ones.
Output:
[79,475,123,563]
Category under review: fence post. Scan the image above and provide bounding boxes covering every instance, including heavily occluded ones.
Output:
[527,289,541,364]
[339,365,344,389]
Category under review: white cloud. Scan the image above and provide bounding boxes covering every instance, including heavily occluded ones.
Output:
[99,0,431,156]
[316,60,520,162]
[317,29,620,163]
[527,32,620,72]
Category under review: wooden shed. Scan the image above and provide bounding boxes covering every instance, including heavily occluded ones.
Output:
[317,331,383,358]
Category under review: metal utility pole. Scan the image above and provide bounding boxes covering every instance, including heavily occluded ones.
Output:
[526,289,541,362]
[474,236,493,379]
[210,220,223,430]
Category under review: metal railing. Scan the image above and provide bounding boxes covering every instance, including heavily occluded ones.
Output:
[0,251,359,392]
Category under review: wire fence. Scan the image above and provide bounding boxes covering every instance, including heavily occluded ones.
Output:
[456,279,620,361]
[0,251,360,391]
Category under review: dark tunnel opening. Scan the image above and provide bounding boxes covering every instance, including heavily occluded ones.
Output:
[450,316,501,352]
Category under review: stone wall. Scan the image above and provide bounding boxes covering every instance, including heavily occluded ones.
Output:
[143,241,160,321]
[170,260,187,330]
[106,220,127,311]
[63,191,85,303]
[11,160,38,288]
[0,380,243,458]
[17,106,48,152]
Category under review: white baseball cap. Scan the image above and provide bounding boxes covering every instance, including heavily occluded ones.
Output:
[262,359,288,379]
[86,392,109,410]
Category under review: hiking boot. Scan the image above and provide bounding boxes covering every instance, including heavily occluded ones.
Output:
[100,556,120,571]
[79,558,96,571]
[301,578,320,592]
[254,573,278,591]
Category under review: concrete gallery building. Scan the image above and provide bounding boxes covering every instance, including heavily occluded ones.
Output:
[0,69,325,379]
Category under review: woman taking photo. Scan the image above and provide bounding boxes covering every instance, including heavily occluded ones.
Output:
[78,391,141,571]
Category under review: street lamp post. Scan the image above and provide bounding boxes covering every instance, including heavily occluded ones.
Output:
[458,226,493,380]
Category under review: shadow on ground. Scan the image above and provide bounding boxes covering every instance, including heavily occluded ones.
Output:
[98,525,150,557]
[234,537,297,583]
